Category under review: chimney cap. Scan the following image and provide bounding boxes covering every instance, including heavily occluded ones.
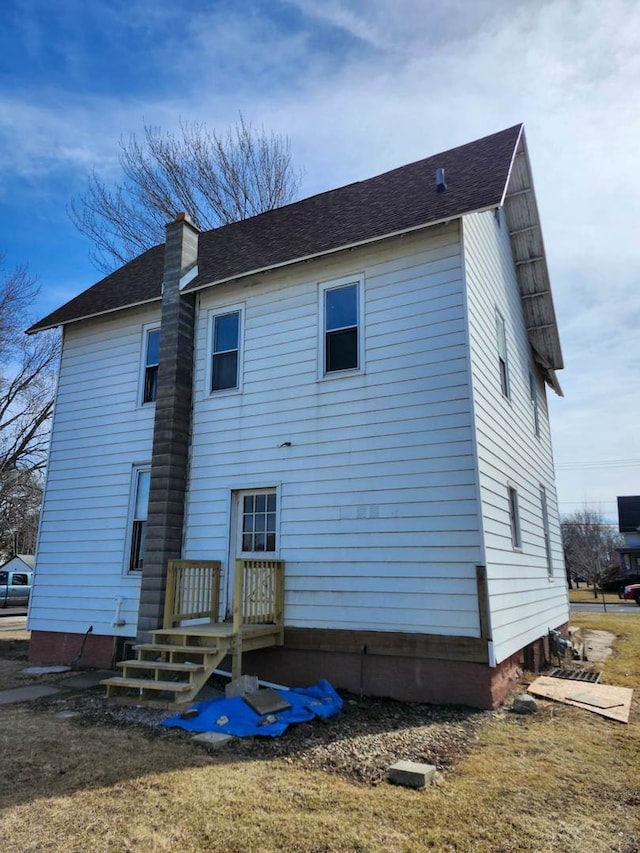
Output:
[174,211,192,223]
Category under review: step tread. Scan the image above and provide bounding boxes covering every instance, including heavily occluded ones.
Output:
[133,643,225,654]
[101,677,192,693]
[118,660,204,672]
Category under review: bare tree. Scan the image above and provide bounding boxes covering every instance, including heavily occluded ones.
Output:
[0,257,59,559]
[69,115,301,272]
[561,507,622,597]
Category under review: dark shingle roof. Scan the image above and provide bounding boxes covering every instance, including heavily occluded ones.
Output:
[29,125,522,333]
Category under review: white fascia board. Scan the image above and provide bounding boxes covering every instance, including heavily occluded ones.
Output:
[27,297,162,334]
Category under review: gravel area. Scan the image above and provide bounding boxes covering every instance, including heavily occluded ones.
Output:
[35,683,489,786]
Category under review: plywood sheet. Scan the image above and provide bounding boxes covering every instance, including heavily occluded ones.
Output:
[528,676,632,723]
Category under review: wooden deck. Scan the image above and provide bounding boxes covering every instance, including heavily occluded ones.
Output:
[102,559,284,707]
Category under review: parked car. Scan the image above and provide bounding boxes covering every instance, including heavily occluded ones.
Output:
[0,570,33,607]
[620,583,640,605]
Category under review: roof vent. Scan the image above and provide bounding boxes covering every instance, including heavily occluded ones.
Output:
[435,168,447,193]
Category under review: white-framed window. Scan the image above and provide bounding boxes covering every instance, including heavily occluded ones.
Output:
[140,325,160,404]
[207,305,244,394]
[126,465,151,572]
[529,371,540,437]
[237,489,277,555]
[495,310,509,398]
[319,275,364,376]
[540,485,553,577]
[508,486,521,550]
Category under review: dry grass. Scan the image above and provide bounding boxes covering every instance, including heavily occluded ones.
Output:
[568,588,635,606]
[1,616,639,853]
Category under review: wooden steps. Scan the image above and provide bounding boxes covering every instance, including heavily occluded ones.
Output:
[102,622,281,708]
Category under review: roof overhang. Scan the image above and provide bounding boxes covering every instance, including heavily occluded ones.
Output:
[502,129,564,396]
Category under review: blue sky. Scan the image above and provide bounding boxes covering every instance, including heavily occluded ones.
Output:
[1,0,639,521]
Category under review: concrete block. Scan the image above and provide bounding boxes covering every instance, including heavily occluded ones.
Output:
[387,760,436,789]
[513,693,538,714]
[225,674,259,698]
[192,732,233,749]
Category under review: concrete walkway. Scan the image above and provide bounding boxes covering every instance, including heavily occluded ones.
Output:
[0,669,115,706]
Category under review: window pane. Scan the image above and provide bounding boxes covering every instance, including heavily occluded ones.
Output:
[143,365,158,403]
[326,328,358,372]
[0,572,7,585]
[146,329,160,366]
[325,284,358,331]
[267,493,276,512]
[243,495,254,513]
[212,351,238,391]
[255,494,266,513]
[130,520,147,570]
[243,514,254,533]
[266,512,276,532]
[242,533,253,551]
[214,312,239,353]
[266,532,276,551]
[255,513,266,532]
[135,470,151,519]
[254,532,266,552]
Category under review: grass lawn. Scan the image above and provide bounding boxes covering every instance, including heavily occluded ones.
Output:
[568,587,637,606]
[1,618,639,853]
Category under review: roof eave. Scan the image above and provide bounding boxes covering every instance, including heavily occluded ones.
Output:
[27,296,162,334]
[185,204,501,294]
[502,130,564,391]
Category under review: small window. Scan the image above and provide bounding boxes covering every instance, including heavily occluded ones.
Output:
[540,485,553,577]
[495,311,509,398]
[210,309,241,392]
[129,467,151,571]
[322,278,362,374]
[529,371,540,437]
[241,491,277,553]
[11,573,28,586]
[508,486,521,549]
[143,327,160,404]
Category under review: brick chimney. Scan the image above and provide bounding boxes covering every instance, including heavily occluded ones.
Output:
[137,213,199,639]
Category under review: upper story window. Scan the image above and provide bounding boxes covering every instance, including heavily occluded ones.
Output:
[320,275,364,376]
[129,466,151,571]
[495,310,509,398]
[142,327,160,404]
[508,486,521,550]
[529,371,540,437]
[209,307,243,393]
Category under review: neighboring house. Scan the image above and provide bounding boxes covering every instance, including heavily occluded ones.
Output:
[617,496,640,578]
[27,125,568,709]
[1,554,35,574]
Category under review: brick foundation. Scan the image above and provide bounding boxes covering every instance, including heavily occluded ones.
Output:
[29,630,118,669]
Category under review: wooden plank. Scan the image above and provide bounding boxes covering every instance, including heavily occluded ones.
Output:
[528,676,632,723]
[283,627,488,663]
[475,565,491,640]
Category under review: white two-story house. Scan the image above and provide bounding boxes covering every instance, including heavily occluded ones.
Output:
[27,124,568,709]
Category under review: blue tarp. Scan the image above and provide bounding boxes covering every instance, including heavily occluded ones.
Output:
[162,679,343,738]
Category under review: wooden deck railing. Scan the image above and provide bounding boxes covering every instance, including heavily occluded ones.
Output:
[163,560,221,629]
[233,558,284,636]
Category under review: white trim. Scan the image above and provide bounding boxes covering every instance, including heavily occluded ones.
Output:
[205,303,245,397]
[137,322,161,408]
[179,264,199,290]
[317,273,365,380]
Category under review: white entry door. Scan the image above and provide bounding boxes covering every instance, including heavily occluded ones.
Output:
[227,488,278,616]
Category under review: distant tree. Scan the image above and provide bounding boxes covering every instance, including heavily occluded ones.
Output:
[561,507,622,597]
[69,114,301,272]
[0,257,59,560]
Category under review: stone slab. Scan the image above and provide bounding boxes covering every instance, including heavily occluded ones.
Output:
[0,684,61,705]
[225,674,259,698]
[387,760,436,789]
[192,732,233,749]
[22,665,72,675]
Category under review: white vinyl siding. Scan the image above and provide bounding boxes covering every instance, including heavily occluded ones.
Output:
[28,306,159,638]
[463,209,567,663]
[185,223,484,635]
